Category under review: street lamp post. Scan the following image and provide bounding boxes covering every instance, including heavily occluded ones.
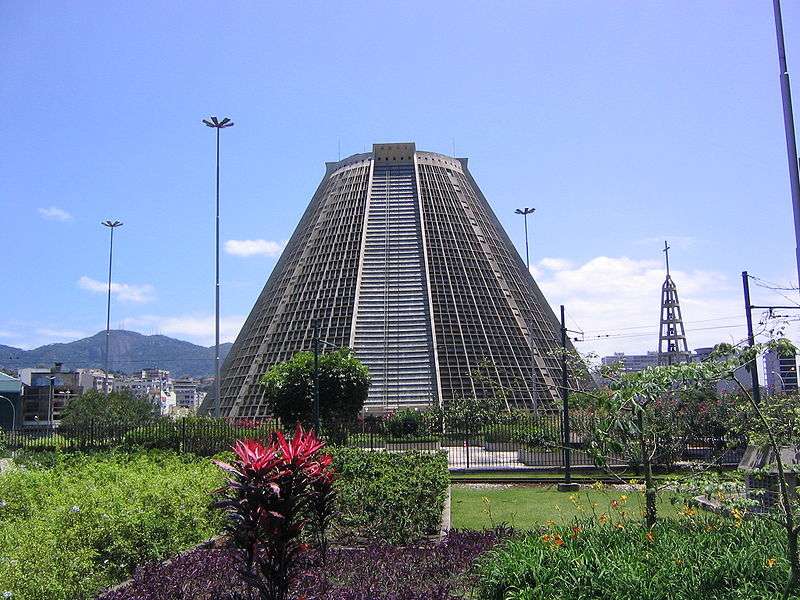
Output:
[48,375,55,426]
[311,318,338,433]
[515,207,537,407]
[514,207,536,270]
[202,116,234,419]
[0,395,16,430]
[102,220,123,394]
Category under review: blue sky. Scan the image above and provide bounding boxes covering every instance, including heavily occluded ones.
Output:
[2,1,800,357]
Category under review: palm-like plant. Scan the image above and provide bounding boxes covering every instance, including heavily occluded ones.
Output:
[214,424,335,600]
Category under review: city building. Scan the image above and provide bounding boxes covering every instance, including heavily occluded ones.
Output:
[18,363,80,425]
[601,351,660,373]
[219,143,585,417]
[174,378,203,409]
[77,368,114,393]
[764,346,798,394]
[116,368,176,415]
[0,372,23,429]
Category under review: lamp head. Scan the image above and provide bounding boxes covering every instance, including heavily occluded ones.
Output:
[203,116,234,129]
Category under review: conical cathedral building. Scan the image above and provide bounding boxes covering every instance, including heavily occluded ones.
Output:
[219,143,582,417]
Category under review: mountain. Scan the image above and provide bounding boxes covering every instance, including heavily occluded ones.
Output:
[0,331,233,378]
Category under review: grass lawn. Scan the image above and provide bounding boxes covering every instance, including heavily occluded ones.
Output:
[451,483,685,530]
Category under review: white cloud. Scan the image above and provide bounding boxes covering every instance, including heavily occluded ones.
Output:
[224,239,285,258]
[78,276,155,303]
[532,255,753,359]
[538,257,574,271]
[123,314,245,346]
[38,206,73,221]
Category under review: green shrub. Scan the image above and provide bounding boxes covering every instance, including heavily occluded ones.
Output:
[121,421,180,450]
[0,450,224,600]
[516,424,559,450]
[477,516,787,600]
[330,447,449,543]
[385,409,430,439]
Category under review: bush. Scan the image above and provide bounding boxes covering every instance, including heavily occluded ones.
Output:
[477,516,788,600]
[515,424,560,450]
[330,447,449,543]
[0,451,224,600]
[120,418,280,456]
[385,409,430,439]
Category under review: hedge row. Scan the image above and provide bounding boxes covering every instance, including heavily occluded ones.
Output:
[0,447,449,599]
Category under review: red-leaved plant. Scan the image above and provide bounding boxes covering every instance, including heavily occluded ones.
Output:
[213,424,336,600]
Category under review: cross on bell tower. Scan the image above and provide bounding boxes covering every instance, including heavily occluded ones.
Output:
[658,241,690,365]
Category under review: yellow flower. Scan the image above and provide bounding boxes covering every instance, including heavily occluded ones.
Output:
[541,534,553,543]
[645,530,654,543]
[545,519,556,528]
[599,513,609,524]
[682,506,697,517]
[766,558,777,568]
[615,523,625,530]
[619,495,628,503]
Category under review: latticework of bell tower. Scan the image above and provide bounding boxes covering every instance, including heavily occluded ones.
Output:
[658,241,690,365]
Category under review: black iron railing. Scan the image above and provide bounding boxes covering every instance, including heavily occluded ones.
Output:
[2,415,746,470]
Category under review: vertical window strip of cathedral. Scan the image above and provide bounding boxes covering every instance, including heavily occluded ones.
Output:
[352,161,435,412]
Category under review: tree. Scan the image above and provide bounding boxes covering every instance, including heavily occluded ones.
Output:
[59,389,156,428]
[260,349,370,427]
[581,339,800,599]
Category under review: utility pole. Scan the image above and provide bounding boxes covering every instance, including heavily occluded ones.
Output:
[202,116,234,418]
[101,220,123,394]
[742,271,762,405]
[772,0,800,289]
[741,270,800,403]
[558,305,580,492]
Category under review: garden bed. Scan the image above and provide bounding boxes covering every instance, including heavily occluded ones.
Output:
[476,516,788,599]
[99,529,503,600]
[0,447,450,599]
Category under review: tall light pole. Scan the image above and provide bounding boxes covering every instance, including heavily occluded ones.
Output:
[772,0,800,290]
[101,220,123,394]
[514,207,536,270]
[515,207,537,408]
[203,116,234,418]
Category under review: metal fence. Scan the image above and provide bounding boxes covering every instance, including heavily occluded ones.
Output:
[2,415,746,471]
